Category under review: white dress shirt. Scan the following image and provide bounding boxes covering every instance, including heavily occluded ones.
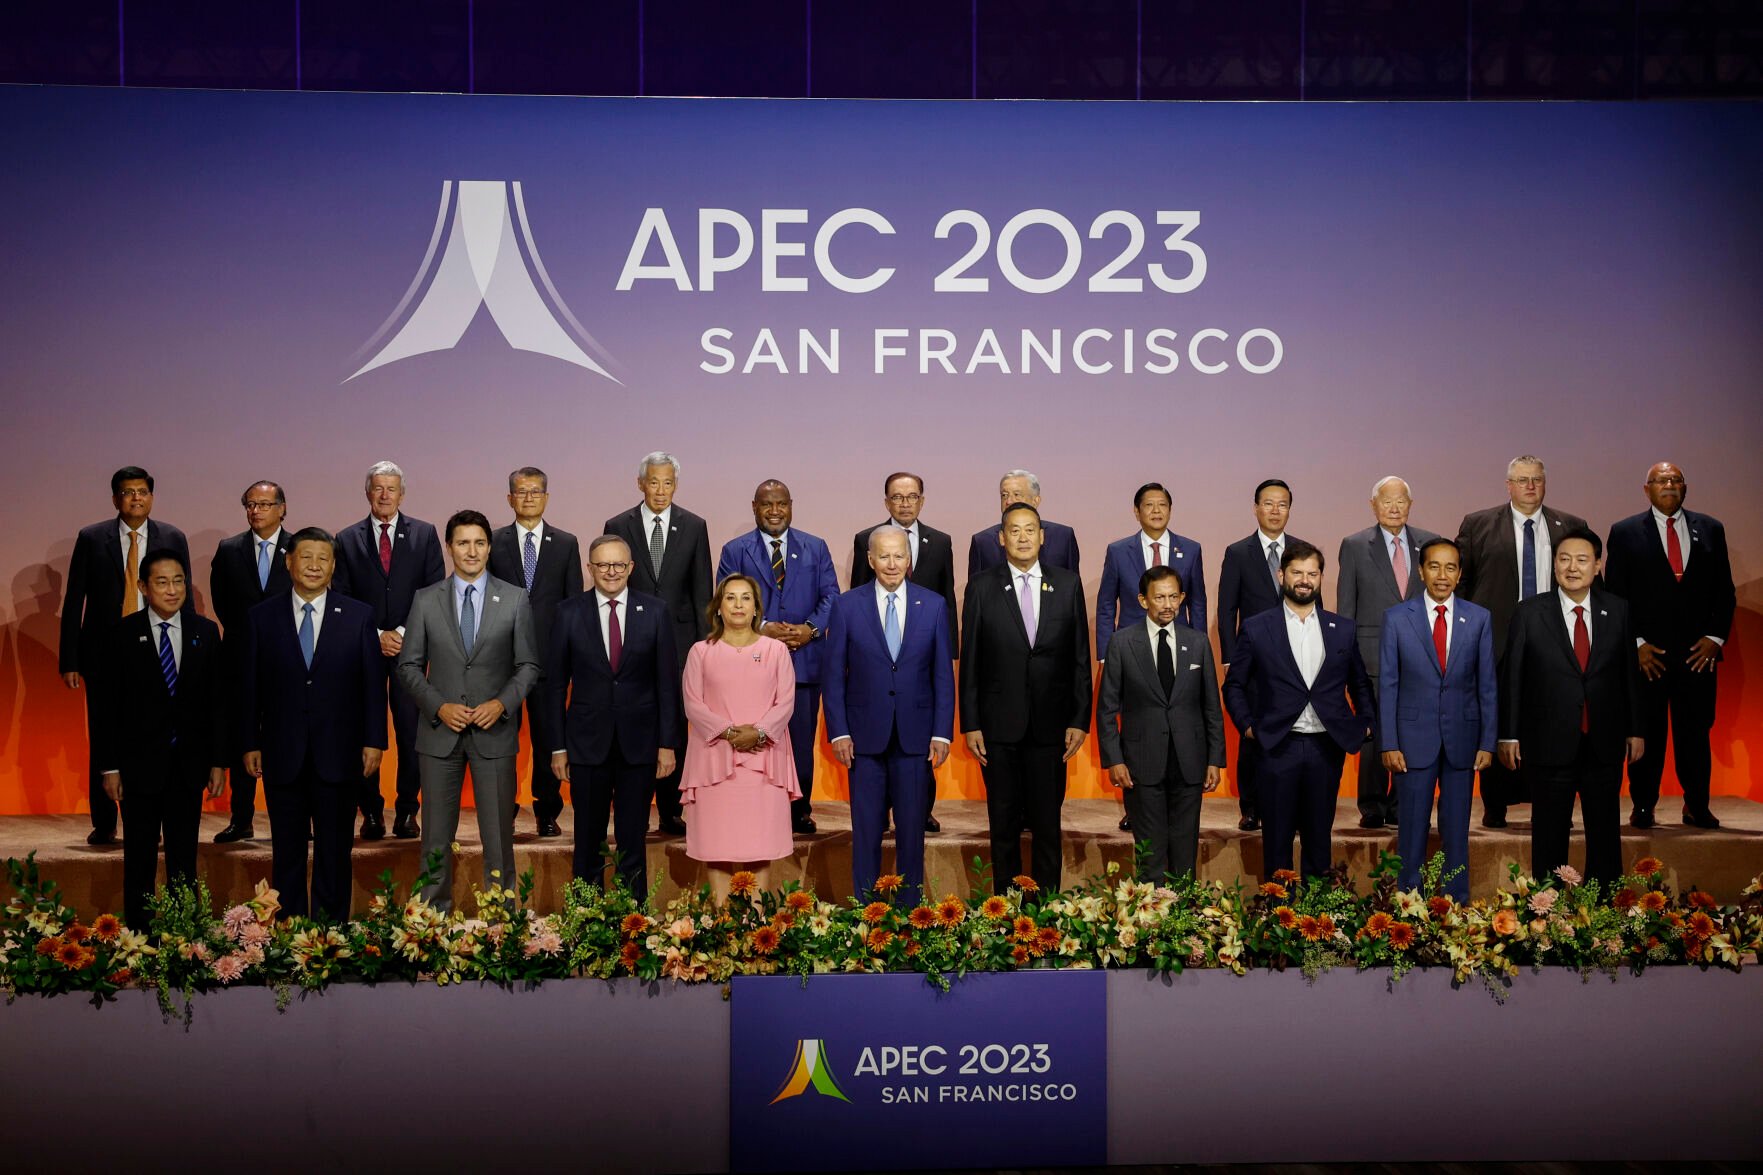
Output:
[293,589,328,645]
[1510,506,1553,598]
[1139,530,1175,569]
[596,587,630,658]
[1423,593,1455,659]
[1258,531,1285,583]
[1559,589,1594,647]
[1283,603,1326,734]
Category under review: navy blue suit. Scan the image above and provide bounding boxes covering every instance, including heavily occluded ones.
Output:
[1223,607,1374,878]
[1094,532,1206,660]
[823,583,955,906]
[1378,596,1497,900]
[210,528,293,823]
[330,514,445,820]
[968,520,1081,579]
[717,528,839,819]
[240,592,387,921]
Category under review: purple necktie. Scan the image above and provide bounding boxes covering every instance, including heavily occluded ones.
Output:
[1018,573,1037,644]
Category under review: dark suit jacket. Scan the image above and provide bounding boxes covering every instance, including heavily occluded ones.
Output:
[1604,509,1735,656]
[959,563,1092,745]
[1222,607,1374,754]
[1335,524,1442,679]
[1499,589,1644,767]
[489,522,584,655]
[1454,503,1589,660]
[545,589,681,766]
[59,517,192,676]
[1216,532,1320,665]
[717,529,840,685]
[330,514,446,634]
[240,592,388,784]
[822,583,955,756]
[850,521,959,655]
[1378,596,1497,770]
[605,504,713,673]
[968,519,1081,579]
[1097,621,1226,787]
[93,610,227,789]
[1095,532,1206,660]
[209,529,293,640]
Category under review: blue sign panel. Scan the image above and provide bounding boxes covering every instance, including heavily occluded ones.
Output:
[730,971,1106,1172]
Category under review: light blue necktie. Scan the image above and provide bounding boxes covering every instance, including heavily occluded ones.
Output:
[884,591,902,661]
[257,538,272,590]
[522,530,538,590]
[460,584,476,654]
[299,602,314,668]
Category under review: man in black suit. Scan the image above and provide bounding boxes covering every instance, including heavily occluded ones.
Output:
[1454,456,1590,828]
[94,551,226,928]
[967,469,1082,579]
[59,466,191,845]
[490,466,584,838]
[1604,462,1735,830]
[331,460,445,841]
[208,480,291,843]
[604,451,712,837]
[1215,479,1316,833]
[546,536,680,897]
[960,503,1092,895]
[850,470,958,834]
[1498,529,1645,887]
[241,528,388,922]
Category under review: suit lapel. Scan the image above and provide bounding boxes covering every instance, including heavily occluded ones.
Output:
[1001,571,1035,649]
[1543,592,1584,676]
[1129,627,1167,704]
[861,585,889,655]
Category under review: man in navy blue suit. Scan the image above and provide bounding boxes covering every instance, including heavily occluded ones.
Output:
[546,535,680,898]
[1378,538,1496,902]
[824,528,955,908]
[330,460,445,841]
[717,480,840,834]
[240,528,387,922]
[967,469,1081,579]
[1223,540,1374,880]
[1096,481,1206,661]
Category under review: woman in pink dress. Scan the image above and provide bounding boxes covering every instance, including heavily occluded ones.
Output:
[681,573,798,900]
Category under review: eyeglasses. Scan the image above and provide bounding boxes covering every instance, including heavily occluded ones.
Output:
[1646,476,1685,487]
[590,561,632,573]
[511,489,548,498]
[117,488,151,499]
[244,500,281,511]
[1507,477,1544,487]
[886,493,923,505]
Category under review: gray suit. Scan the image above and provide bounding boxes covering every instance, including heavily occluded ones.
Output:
[396,574,540,909]
[1097,620,1226,882]
[1335,523,1440,824]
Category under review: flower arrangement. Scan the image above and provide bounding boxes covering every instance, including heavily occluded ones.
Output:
[3,849,1759,1017]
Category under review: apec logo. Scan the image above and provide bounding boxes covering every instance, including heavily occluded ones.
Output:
[348,180,619,383]
[771,1039,851,1104]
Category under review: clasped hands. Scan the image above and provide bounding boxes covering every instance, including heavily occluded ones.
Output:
[436,700,506,732]
[762,621,815,650]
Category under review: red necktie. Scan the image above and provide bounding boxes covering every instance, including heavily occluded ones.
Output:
[607,598,622,672]
[1433,605,1448,673]
[1572,605,1590,732]
[378,522,393,575]
[1151,541,1163,567]
[1665,515,1684,581]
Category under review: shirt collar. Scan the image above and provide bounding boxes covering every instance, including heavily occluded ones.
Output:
[760,527,790,546]
[1283,602,1316,625]
[597,587,630,608]
[452,572,487,598]
[874,579,906,604]
[1145,615,1177,642]
[253,528,284,548]
[1257,530,1283,548]
[1650,506,1681,527]
[1381,526,1408,548]
[373,513,401,533]
[146,607,181,629]
[641,504,672,528]
[1510,504,1542,528]
[292,589,327,613]
[1559,589,1593,620]
[515,518,545,539]
[1423,593,1454,613]
[119,517,148,539]
[1010,561,1044,580]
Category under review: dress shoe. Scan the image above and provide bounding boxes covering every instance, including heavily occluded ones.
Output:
[1682,808,1722,830]
[1386,811,1399,827]
[86,828,117,846]
[1118,814,1132,832]
[537,818,562,838]
[359,812,386,841]
[214,821,255,843]
[792,815,818,835]
[924,814,940,834]
[392,813,420,839]
[1237,816,1261,832]
[1481,811,1507,829]
[658,814,688,836]
[1629,808,1655,830]
[1357,815,1386,830]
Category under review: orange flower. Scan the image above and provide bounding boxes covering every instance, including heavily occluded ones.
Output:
[1273,906,1297,929]
[64,921,89,943]
[620,913,649,936]
[55,941,88,969]
[1297,915,1324,941]
[1665,911,1684,929]
[619,941,643,970]
[91,913,122,942]
[1012,916,1037,939]
[1035,926,1061,952]
[1682,933,1707,958]
[1317,915,1336,938]
[861,901,891,925]
[751,926,781,955]
[1363,912,1393,938]
[908,907,938,930]
[770,910,796,930]
[1688,891,1717,910]
[1612,888,1638,911]
[106,968,132,985]
[364,944,382,957]
[1633,857,1663,878]
[867,928,894,952]
[784,890,815,911]
[1686,911,1716,937]
[728,871,759,898]
[905,940,922,957]
[980,896,1010,920]
[936,897,966,926]
[1258,882,1288,899]
[1012,874,1039,894]
[874,874,904,894]
[1491,909,1519,936]
[1386,922,1416,950]
[1427,896,1453,918]
[1646,935,1661,950]
[1011,944,1031,965]
[1641,890,1667,912]
[35,936,62,957]
[1272,869,1301,884]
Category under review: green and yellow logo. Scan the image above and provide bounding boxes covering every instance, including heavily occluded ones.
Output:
[770,1038,852,1104]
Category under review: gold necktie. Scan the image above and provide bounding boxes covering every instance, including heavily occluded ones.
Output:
[122,530,140,617]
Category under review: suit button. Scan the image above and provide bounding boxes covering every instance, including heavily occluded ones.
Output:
[889,691,896,697]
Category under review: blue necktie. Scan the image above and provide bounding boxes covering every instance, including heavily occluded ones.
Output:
[884,592,902,661]
[158,621,178,696]
[257,538,272,590]
[522,530,537,590]
[460,584,476,654]
[1521,518,1538,600]
[299,602,315,668]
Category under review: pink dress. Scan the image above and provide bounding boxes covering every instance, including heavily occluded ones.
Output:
[680,635,799,863]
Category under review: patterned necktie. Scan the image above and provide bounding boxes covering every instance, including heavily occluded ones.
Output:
[299,602,315,669]
[1391,535,1408,596]
[523,529,538,590]
[1151,541,1163,567]
[607,599,622,672]
[884,591,902,661]
[1156,627,1175,695]
[1266,541,1280,587]
[460,584,476,654]
[1572,604,1590,732]
[1520,518,1538,600]
[650,516,666,577]
[158,621,177,695]
[123,530,140,617]
[1433,605,1448,673]
[1017,573,1037,645]
[257,538,272,590]
[378,522,393,575]
[1665,515,1685,581]
[770,539,785,591]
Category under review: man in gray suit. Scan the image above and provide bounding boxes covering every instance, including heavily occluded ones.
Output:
[396,509,540,910]
[1097,566,1226,883]
[1336,476,1440,829]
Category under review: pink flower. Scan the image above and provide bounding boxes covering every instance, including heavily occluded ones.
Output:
[668,917,697,941]
[1553,865,1583,887]
[239,921,270,948]
[210,953,247,984]
[222,904,255,940]
[522,929,563,957]
[239,943,265,966]
[1528,889,1558,915]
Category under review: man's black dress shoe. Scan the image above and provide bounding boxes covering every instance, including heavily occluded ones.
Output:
[359,813,386,840]
[1682,808,1722,830]
[86,828,116,846]
[1118,814,1132,832]
[392,813,420,839]
[1237,816,1260,832]
[1358,815,1386,830]
[214,822,255,843]
[792,816,818,835]
[1481,812,1507,829]
[537,818,562,838]
[924,814,940,833]
[1629,808,1655,830]
[658,814,688,836]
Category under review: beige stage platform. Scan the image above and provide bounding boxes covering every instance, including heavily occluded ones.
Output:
[5,796,1761,917]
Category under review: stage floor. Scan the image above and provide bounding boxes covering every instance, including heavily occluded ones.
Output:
[4,796,1760,916]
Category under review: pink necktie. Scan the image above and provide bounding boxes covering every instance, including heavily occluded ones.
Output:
[1391,536,1408,595]
[1018,574,1037,645]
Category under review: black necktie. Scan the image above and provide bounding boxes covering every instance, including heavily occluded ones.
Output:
[1157,628,1175,695]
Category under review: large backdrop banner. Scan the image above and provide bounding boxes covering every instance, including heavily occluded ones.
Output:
[1,86,1759,815]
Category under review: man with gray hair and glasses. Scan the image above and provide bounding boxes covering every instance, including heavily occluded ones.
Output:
[967,469,1082,579]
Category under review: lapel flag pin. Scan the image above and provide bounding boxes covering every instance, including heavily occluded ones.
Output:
[635,604,644,612]
[492,596,501,603]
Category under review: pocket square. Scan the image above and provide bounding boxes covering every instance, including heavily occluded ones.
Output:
[1188,663,1201,670]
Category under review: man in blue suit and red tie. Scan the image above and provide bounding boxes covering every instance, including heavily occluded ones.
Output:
[823,528,955,908]
[1096,481,1206,661]
[1223,540,1374,880]
[1378,538,1496,902]
[717,480,840,834]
